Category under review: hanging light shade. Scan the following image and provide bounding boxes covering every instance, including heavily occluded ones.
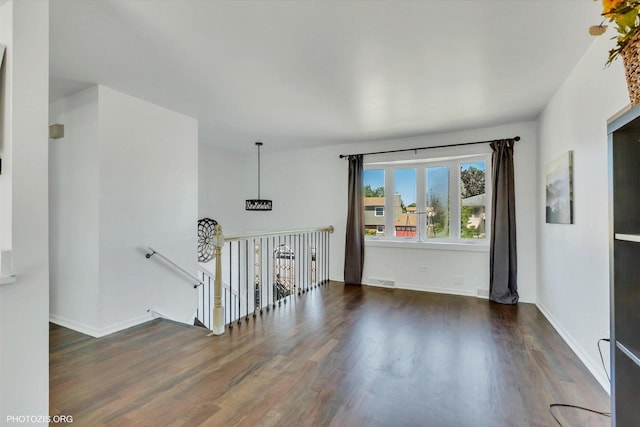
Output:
[246,141,273,211]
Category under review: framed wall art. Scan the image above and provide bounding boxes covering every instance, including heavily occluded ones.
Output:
[545,150,574,224]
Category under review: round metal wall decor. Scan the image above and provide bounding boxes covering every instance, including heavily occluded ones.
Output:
[198,218,218,262]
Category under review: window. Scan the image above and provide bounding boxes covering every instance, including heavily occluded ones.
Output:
[426,166,449,239]
[394,169,416,238]
[460,161,487,239]
[364,169,385,236]
[363,155,490,243]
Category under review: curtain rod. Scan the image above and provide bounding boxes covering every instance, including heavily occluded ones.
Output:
[338,136,520,159]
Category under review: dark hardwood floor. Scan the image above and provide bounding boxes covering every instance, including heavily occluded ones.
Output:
[50,283,610,426]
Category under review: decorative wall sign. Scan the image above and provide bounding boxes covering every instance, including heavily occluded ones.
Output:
[245,199,272,211]
[545,151,574,224]
[198,218,218,262]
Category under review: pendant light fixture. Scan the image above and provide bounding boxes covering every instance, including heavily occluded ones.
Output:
[245,141,273,211]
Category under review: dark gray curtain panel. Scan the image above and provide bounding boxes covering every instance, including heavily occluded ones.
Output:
[489,139,519,304]
[344,155,364,285]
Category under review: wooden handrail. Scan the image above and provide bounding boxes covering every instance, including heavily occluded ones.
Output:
[223,225,334,242]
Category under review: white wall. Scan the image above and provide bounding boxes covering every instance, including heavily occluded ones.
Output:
[49,85,198,336]
[537,30,629,392]
[198,143,248,234]
[0,3,11,254]
[98,86,198,329]
[0,0,49,420]
[199,121,537,302]
[199,141,349,280]
[49,86,100,329]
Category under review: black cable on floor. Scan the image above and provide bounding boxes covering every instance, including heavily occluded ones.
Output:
[597,338,611,383]
[548,338,612,426]
[548,403,611,426]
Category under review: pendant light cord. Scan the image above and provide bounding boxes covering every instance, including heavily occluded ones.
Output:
[256,141,262,199]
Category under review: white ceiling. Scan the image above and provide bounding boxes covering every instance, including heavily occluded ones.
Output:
[49,0,601,152]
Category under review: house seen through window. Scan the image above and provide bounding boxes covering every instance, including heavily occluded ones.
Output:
[363,169,386,236]
[363,155,489,242]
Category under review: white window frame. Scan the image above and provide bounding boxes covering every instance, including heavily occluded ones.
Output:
[374,207,384,217]
[363,153,491,247]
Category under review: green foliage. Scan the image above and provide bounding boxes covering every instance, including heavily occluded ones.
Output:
[364,185,384,197]
[460,206,478,239]
[619,7,639,28]
[460,166,485,239]
[460,166,485,199]
[598,1,640,65]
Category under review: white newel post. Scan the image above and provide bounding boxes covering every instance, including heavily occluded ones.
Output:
[210,224,225,335]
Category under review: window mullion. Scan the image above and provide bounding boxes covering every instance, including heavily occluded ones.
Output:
[416,166,426,241]
[450,161,460,240]
[484,155,492,241]
[385,166,394,238]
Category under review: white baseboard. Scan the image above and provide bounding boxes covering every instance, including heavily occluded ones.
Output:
[363,281,477,297]
[474,288,535,304]
[49,314,101,337]
[476,288,490,299]
[398,282,477,297]
[363,281,535,305]
[50,312,154,338]
[535,301,611,394]
[362,280,394,289]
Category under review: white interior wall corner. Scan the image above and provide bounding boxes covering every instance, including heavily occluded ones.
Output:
[97,86,198,329]
[536,27,628,392]
[0,0,50,419]
[49,84,199,335]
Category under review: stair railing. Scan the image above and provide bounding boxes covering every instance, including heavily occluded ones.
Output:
[145,246,204,288]
[198,225,334,335]
[196,265,238,330]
